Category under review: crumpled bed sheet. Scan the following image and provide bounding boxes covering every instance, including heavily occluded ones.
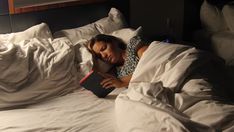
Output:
[0,37,93,109]
[115,41,234,132]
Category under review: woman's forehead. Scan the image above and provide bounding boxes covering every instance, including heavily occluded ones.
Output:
[93,41,106,52]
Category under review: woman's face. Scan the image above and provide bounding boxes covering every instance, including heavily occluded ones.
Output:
[92,41,123,65]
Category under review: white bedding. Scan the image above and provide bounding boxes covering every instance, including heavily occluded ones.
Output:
[0,36,82,109]
[0,88,124,132]
[115,41,234,132]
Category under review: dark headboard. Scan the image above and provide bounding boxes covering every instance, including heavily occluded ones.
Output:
[0,0,129,34]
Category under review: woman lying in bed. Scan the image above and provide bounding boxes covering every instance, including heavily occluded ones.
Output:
[88,34,149,89]
[88,34,234,100]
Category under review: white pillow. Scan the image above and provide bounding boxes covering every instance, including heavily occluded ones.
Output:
[200,0,228,32]
[73,39,94,79]
[223,3,234,32]
[53,7,127,45]
[95,8,127,34]
[53,23,99,45]
[0,23,53,44]
[110,26,142,44]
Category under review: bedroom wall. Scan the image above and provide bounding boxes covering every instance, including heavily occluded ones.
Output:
[0,0,129,34]
[130,0,185,41]
[183,0,204,41]
[129,0,204,42]
[0,0,11,33]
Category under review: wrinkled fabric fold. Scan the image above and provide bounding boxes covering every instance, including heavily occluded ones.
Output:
[0,37,93,109]
[115,41,234,132]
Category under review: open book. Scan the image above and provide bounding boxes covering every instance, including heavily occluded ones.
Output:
[79,70,115,98]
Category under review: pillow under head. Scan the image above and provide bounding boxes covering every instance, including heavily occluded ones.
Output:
[110,26,142,44]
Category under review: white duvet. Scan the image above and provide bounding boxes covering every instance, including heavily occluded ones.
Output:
[115,41,234,132]
[0,36,93,109]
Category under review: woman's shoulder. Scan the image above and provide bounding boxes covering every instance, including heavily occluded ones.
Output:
[128,36,149,52]
[127,36,143,50]
[129,36,142,44]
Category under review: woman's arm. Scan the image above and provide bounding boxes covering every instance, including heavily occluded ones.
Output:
[119,74,132,87]
[137,45,149,58]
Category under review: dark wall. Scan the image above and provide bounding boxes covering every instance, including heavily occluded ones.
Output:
[0,0,11,33]
[0,0,129,34]
[130,0,204,42]
[183,0,203,41]
[0,0,8,14]
[0,1,111,34]
[130,0,185,41]
[10,4,111,33]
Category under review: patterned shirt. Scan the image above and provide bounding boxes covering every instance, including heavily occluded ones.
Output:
[116,36,142,78]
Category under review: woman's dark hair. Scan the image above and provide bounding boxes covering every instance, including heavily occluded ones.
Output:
[88,34,126,52]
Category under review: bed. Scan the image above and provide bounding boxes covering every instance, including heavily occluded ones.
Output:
[0,88,124,132]
[0,2,234,132]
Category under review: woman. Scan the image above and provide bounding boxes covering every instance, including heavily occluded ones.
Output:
[88,34,149,89]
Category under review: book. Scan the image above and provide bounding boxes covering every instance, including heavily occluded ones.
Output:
[79,70,115,98]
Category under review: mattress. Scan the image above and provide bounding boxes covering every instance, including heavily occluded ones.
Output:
[0,88,124,132]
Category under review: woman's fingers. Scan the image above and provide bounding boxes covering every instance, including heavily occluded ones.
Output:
[103,83,115,89]
[100,78,113,85]
[101,77,123,88]
[101,78,115,88]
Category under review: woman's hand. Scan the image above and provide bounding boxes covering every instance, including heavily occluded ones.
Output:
[99,73,124,89]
